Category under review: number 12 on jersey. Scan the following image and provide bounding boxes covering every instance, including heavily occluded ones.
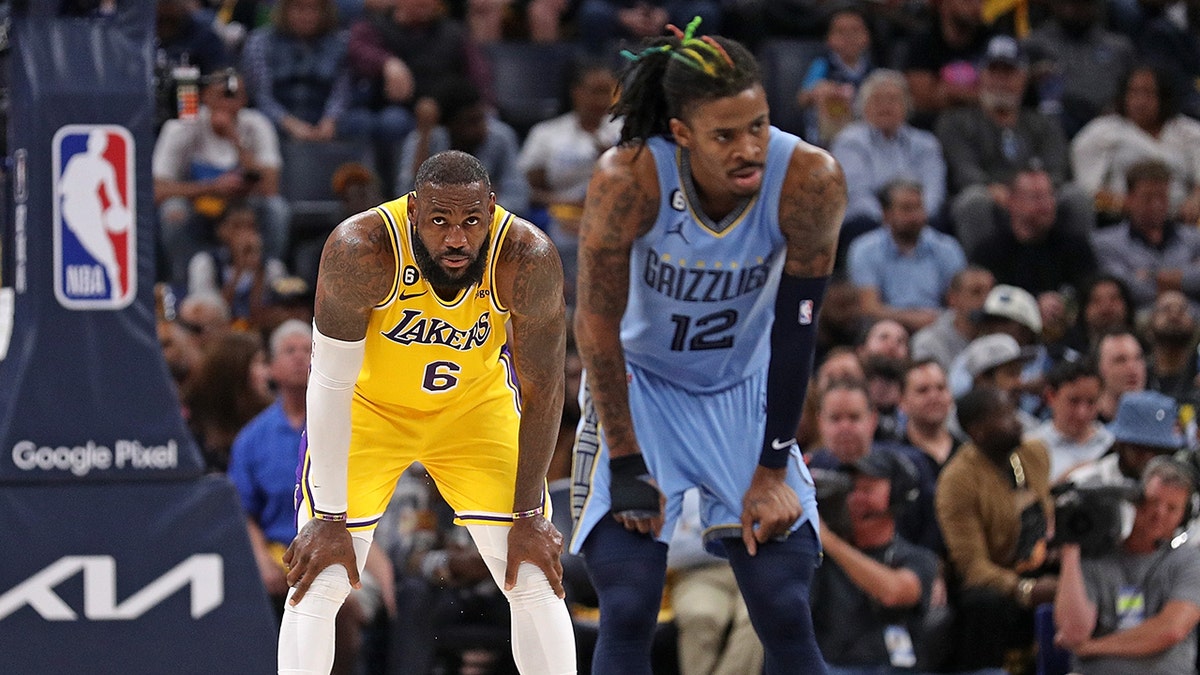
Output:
[669,310,738,351]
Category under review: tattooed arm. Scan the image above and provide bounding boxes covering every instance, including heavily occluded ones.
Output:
[494,218,567,596]
[313,211,396,340]
[778,143,846,276]
[495,219,567,515]
[284,210,395,603]
[574,147,660,460]
[741,143,846,555]
[575,146,663,534]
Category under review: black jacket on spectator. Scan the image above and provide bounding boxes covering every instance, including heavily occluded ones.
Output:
[969,210,1097,297]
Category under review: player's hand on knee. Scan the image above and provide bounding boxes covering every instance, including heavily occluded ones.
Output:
[505,517,566,598]
[609,453,665,536]
[283,518,361,604]
[739,466,803,556]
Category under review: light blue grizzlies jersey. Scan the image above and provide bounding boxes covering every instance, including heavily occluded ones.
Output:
[621,127,799,392]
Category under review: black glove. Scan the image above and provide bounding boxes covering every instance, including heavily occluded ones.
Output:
[609,454,660,518]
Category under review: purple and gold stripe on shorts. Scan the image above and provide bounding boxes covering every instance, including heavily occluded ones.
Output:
[499,344,521,413]
[456,490,549,526]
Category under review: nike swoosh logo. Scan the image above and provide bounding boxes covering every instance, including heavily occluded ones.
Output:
[397,290,427,301]
[770,438,796,451]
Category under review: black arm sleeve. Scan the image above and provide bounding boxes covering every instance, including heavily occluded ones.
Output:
[759,273,829,468]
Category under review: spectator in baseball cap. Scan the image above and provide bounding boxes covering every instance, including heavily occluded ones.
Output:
[952,285,1062,417]
[961,333,1041,430]
[978,284,1042,341]
[1067,390,1184,486]
[981,35,1027,71]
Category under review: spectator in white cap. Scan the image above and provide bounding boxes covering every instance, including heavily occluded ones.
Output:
[960,332,1041,431]
[964,333,1033,391]
[949,284,1055,399]
[978,283,1043,343]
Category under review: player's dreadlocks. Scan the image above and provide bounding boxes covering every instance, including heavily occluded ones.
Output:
[613,17,761,146]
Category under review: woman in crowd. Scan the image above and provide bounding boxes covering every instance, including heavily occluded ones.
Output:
[184,330,273,472]
[1071,64,1200,224]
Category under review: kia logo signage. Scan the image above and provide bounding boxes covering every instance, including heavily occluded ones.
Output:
[0,554,224,621]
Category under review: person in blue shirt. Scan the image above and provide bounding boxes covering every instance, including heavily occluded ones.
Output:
[228,319,311,603]
[847,178,966,334]
[831,69,947,258]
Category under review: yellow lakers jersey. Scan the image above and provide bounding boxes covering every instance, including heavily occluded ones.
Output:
[356,195,517,413]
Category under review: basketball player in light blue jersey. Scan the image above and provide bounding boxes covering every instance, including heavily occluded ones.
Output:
[570,19,846,675]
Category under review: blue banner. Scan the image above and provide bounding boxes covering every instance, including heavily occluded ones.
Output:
[0,477,278,673]
[0,0,203,482]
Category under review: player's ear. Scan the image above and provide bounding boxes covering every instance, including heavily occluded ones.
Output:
[669,118,691,148]
[488,191,496,214]
[407,192,417,221]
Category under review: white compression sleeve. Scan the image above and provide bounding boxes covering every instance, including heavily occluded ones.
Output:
[278,565,351,675]
[278,533,373,674]
[467,524,578,675]
[305,323,366,515]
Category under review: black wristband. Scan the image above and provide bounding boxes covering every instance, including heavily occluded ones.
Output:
[760,437,795,469]
[609,453,650,477]
[609,454,659,516]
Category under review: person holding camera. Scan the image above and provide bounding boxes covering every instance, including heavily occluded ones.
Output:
[1054,456,1200,674]
[811,450,941,674]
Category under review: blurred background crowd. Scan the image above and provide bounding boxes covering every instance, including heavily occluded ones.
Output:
[32,0,1200,671]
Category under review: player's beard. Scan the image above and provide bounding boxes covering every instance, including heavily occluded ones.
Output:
[411,228,491,293]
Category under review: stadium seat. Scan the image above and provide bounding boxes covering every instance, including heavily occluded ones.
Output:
[279,138,371,234]
[482,41,581,139]
[1035,602,1071,675]
[279,139,371,283]
[757,38,825,139]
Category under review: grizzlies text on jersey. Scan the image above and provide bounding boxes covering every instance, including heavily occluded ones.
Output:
[619,128,793,392]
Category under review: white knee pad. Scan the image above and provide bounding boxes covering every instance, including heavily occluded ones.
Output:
[503,562,563,609]
[466,524,577,674]
[296,565,353,609]
[278,565,353,675]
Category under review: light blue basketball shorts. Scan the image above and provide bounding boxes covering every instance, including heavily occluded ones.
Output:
[568,362,819,556]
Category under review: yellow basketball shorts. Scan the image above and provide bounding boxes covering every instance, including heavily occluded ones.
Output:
[297,389,543,532]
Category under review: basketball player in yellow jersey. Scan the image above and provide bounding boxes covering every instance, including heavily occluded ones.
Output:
[278,150,577,675]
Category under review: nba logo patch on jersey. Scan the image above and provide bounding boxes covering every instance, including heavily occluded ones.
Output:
[52,125,136,310]
[798,299,814,325]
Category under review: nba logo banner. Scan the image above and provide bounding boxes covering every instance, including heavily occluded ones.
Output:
[52,125,136,310]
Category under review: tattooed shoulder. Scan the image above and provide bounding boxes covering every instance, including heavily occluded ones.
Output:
[778,143,847,277]
[496,218,564,320]
[582,146,660,242]
[314,210,395,340]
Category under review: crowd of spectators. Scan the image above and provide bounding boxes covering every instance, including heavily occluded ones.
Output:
[138,0,1200,672]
